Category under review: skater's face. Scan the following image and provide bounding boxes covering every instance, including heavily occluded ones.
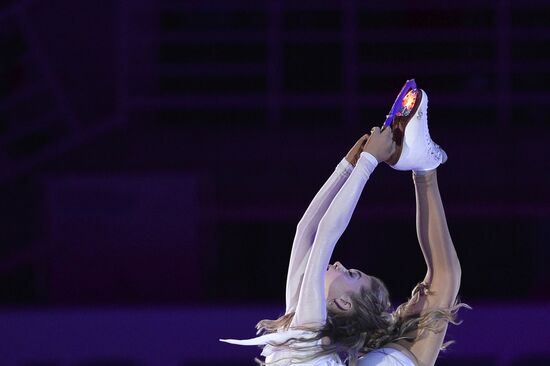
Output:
[325,261,372,313]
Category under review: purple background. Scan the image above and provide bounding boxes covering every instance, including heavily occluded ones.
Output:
[0,0,549,365]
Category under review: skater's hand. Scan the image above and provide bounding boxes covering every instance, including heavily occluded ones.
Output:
[362,127,395,163]
[345,133,370,167]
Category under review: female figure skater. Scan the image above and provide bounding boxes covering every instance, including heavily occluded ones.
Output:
[220,88,470,366]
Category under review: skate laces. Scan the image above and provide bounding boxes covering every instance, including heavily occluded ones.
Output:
[421,102,443,162]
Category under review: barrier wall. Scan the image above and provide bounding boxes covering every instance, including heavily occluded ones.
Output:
[1,302,549,366]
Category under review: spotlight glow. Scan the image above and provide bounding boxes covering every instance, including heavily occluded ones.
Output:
[400,90,417,115]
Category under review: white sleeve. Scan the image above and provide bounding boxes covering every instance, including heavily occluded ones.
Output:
[285,157,354,313]
[291,152,379,327]
[358,348,417,366]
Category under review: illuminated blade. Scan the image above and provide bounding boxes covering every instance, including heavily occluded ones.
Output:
[399,89,418,116]
[382,79,417,129]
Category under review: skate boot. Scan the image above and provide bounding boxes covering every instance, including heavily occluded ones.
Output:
[385,88,447,171]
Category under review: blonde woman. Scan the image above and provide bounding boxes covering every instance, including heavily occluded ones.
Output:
[221,88,471,366]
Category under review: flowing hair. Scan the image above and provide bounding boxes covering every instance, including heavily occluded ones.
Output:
[254,277,472,366]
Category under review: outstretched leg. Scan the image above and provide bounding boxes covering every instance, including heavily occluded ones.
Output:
[398,169,463,366]
[412,169,460,285]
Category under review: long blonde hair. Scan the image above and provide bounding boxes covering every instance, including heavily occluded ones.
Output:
[255,277,472,366]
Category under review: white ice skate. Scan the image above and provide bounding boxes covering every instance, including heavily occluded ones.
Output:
[385,89,448,171]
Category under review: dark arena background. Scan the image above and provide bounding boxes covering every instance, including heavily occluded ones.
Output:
[1,0,549,365]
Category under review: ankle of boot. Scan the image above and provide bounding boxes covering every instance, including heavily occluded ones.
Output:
[412,168,437,184]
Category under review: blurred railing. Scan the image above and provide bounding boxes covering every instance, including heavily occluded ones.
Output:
[0,302,549,366]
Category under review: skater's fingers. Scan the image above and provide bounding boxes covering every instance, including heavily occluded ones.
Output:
[382,127,392,136]
[370,126,380,134]
[354,134,369,151]
[381,129,392,144]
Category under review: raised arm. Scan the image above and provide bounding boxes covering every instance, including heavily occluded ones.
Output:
[285,134,369,313]
[291,127,395,328]
[290,151,379,327]
[285,157,353,313]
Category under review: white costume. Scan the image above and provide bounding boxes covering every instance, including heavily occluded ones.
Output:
[221,152,416,366]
